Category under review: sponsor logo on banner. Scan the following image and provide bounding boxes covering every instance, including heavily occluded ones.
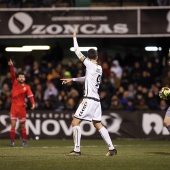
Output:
[0,111,122,137]
[166,10,170,32]
[0,115,20,134]
[142,113,169,135]
[8,12,129,35]
[8,12,33,34]
[102,113,122,135]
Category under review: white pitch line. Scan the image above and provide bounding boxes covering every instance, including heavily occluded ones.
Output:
[0,145,99,149]
[0,144,169,150]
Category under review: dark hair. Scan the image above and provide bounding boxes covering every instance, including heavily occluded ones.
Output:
[17,72,25,78]
[87,49,98,60]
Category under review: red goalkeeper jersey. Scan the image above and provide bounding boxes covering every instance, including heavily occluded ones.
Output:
[10,65,35,106]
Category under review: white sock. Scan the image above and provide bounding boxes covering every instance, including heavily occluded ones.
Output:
[73,126,81,152]
[99,126,115,150]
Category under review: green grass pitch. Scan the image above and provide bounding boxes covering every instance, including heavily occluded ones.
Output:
[0,139,169,170]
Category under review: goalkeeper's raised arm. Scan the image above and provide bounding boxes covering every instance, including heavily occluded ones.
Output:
[73,27,86,62]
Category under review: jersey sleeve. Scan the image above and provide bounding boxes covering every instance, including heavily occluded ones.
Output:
[73,76,85,82]
[83,58,94,68]
[73,37,86,62]
[10,65,16,84]
[26,86,35,104]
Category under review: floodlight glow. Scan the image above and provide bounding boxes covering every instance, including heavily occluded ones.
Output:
[5,45,51,52]
[70,47,97,52]
[158,47,162,51]
[23,46,50,50]
[5,47,32,52]
[145,46,162,51]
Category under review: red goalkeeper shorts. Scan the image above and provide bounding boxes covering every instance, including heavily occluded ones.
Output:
[10,105,26,123]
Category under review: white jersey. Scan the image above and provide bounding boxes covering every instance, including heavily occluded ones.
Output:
[83,58,102,100]
[73,37,102,100]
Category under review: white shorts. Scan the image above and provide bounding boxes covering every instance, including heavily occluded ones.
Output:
[74,98,102,121]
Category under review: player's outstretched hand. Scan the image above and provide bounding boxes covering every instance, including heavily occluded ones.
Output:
[60,78,73,85]
[8,59,13,66]
[31,104,36,110]
[73,26,78,38]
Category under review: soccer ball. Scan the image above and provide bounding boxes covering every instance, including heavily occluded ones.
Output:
[159,87,170,100]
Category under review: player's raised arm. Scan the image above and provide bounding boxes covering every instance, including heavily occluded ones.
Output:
[73,27,86,62]
[8,59,16,83]
[8,59,13,66]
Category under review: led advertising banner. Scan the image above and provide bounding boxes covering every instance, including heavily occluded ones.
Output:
[0,110,169,139]
[0,8,170,38]
[141,9,170,35]
[0,8,137,38]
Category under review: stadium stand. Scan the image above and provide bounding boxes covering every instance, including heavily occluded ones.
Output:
[0,0,169,8]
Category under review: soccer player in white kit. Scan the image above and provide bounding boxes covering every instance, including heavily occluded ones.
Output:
[61,27,117,156]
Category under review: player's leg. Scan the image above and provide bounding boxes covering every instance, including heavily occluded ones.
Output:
[66,117,82,156]
[164,107,170,133]
[72,117,82,152]
[92,102,117,156]
[20,121,27,146]
[66,99,92,156]
[19,107,27,146]
[10,106,17,146]
[93,121,117,156]
[10,118,16,146]
[163,116,170,133]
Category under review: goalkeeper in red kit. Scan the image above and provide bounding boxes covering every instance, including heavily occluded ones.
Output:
[8,59,35,147]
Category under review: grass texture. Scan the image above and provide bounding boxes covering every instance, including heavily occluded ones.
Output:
[0,139,169,170]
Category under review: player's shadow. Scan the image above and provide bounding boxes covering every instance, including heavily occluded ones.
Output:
[147,152,170,156]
